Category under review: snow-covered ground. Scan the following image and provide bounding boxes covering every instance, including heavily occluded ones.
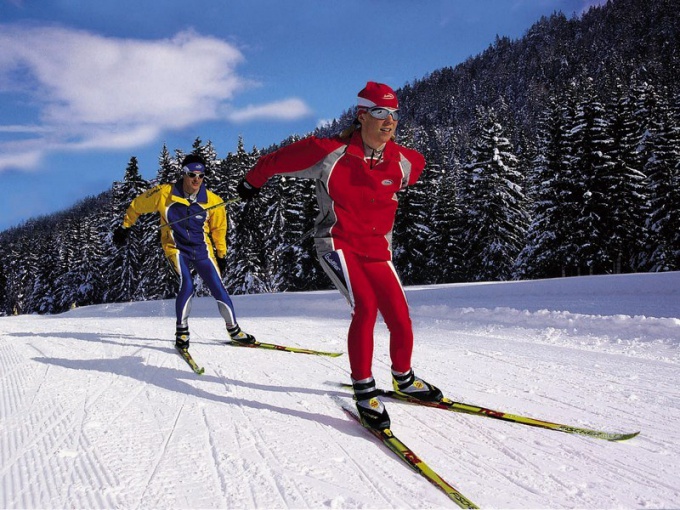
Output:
[1,272,679,509]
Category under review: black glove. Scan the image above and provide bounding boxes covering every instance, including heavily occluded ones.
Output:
[216,255,227,275]
[237,179,261,201]
[113,226,130,247]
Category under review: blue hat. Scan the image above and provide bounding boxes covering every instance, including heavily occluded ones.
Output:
[181,154,206,173]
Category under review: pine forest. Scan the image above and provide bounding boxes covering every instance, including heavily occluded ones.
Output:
[1,0,678,315]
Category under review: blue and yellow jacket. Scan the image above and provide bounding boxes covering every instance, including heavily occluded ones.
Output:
[122,181,227,262]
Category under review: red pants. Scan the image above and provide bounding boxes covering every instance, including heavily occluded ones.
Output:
[319,249,413,380]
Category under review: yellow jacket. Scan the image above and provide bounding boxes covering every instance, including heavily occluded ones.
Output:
[123,181,227,261]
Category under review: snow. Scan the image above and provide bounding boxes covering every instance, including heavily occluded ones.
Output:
[1,272,679,509]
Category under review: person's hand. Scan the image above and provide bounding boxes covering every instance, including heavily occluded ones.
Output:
[112,226,130,247]
[216,255,227,276]
[237,179,261,201]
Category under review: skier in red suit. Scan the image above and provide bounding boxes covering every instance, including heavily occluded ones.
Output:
[238,82,443,429]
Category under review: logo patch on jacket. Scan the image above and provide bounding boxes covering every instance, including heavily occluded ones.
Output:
[145,187,161,198]
[381,179,394,186]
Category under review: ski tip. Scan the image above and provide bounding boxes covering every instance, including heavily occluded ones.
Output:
[610,430,640,442]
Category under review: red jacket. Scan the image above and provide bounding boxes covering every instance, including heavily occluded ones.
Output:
[245,131,425,261]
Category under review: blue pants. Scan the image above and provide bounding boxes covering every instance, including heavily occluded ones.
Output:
[171,253,237,329]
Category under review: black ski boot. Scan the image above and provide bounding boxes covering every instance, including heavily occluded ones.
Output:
[227,324,256,345]
[175,326,190,350]
[352,376,390,430]
[392,368,443,402]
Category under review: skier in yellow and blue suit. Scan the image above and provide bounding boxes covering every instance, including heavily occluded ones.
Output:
[113,154,255,350]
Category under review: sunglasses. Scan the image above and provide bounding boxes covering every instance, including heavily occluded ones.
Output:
[367,107,399,121]
[186,172,205,179]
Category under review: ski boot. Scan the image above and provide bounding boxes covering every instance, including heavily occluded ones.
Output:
[352,376,390,430]
[175,326,190,350]
[392,368,443,402]
[227,324,256,345]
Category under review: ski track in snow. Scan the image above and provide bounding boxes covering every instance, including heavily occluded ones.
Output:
[1,272,680,509]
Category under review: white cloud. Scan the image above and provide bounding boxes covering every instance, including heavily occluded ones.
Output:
[0,148,43,171]
[227,98,314,123]
[0,24,312,171]
[67,125,163,150]
[0,125,52,133]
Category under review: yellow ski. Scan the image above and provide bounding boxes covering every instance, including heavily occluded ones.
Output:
[175,345,205,375]
[378,390,639,442]
[227,340,342,357]
[342,405,479,509]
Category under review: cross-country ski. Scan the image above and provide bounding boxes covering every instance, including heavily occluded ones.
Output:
[339,384,639,441]
[341,402,479,508]
[226,339,343,357]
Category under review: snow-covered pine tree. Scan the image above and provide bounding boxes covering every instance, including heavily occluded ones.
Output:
[604,78,648,273]
[518,95,571,278]
[427,127,464,283]
[458,106,528,281]
[644,91,680,271]
[156,144,178,185]
[392,124,434,284]
[268,173,316,291]
[54,213,106,310]
[565,77,616,275]
[5,234,31,314]
[223,138,268,293]
[107,157,149,303]
[12,223,44,313]
[0,255,7,315]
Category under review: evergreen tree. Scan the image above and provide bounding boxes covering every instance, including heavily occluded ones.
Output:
[427,126,464,282]
[5,236,31,314]
[605,79,648,272]
[202,139,222,194]
[18,224,43,313]
[430,162,464,282]
[645,92,680,270]
[565,77,616,274]
[3,0,680,316]
[224,140,268,293]
[156,144,178,184]
[53,215,79,310]
[15,225,44,312]
[33,231,60,313]
[0,256,7,315]
[519,95,572,278]
[392,125,433,284]
[53,214,107,310]
[294,177,327,290]
[107,157,149,302]
[458,106,528,281]
[269,174,319,291]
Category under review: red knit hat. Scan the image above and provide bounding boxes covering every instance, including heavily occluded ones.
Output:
[357,82,399,110]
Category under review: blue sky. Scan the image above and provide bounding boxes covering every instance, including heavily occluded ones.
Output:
[0,0,606,232]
